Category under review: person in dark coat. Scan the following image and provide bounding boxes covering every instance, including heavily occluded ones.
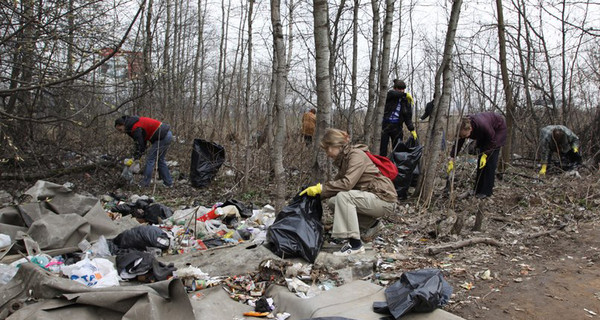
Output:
[379,79,417,156]
[115,116,173,187]
[447,112,507,198]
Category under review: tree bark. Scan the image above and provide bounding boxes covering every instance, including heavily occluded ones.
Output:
[372,0,395,155]
[496,0,515,173]
[418,0,463,207]
[363,0,380,146]
[311,0,333,182]
[270,0,288,211]
[243,0,254,192]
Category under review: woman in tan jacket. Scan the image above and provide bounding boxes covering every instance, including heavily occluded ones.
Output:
[300,128,397,255]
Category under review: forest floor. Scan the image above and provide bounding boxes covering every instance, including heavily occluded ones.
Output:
[1,154,599,320]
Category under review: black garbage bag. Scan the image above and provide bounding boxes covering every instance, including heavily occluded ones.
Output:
[190,139,226,188]
[116,249,176,281]
[111,225,170,251]
[143,203,173,224]
[391,137,423,199]
[266,194,324,263]
[373,268,453,319]
[555,149,582,171]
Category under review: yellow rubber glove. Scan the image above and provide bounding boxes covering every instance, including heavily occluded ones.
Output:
[447,160,454,174]
[479,154,488,169]
[124,158,134,166]
[573,146,579,153]
[300,183,322,197]
[410,130,418,140]
[539,164,547,175]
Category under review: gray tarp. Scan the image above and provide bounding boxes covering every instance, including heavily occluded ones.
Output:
[0,180,122,250]
[0,263,194,320]
[268,280,464,320]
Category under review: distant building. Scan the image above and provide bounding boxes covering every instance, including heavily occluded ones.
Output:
[98,48,143,80]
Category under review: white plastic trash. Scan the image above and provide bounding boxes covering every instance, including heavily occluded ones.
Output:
[0,234,11,248]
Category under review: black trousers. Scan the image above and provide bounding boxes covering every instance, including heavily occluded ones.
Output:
[380,122,403,156]
[474,149,500,196]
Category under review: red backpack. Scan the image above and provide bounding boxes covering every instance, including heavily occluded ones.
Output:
[364,152,398,181]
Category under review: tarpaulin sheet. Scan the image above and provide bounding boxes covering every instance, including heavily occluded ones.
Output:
[268,280,463,320]
[0,180,123,250]
[0,263,194,320]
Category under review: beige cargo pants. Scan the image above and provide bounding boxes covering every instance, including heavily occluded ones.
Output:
[327,190,396,240]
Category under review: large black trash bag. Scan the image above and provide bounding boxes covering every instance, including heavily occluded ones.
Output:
[190,139,226,188]
[144,203,173,224]
[266,194,324,263]
[111,225,170,251]
[373,268,453,319]
[391,137,423,199]
[555,149,582,171]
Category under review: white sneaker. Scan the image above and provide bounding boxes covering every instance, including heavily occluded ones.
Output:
[333,242,365,256]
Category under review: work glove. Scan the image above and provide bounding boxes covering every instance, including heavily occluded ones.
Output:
[539,164,547,175]
[300,183,322,197]
[573,146,579,153]
[447,160,454,174]
[479,154,488,169]
[410,130,418,140]
[124,158,134,167]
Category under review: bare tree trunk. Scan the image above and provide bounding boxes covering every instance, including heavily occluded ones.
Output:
[496,0,514,173]
[348,0,359,136]
[418,0,463,208]
[243,0,254,192]
[372,0,395,155]
[363,0,380,146]
[312,0,333,182]
[192,0,205,132]
[271,0,288,211]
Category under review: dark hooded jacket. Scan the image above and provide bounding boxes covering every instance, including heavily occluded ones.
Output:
[450,112,507,157]
[382,90,415,131]
[119,116,171,159]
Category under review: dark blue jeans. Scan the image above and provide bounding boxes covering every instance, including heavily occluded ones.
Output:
[141,131,173,187]
[380,122,403,157]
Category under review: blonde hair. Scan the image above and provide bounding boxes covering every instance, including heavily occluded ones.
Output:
[320,128,350,149]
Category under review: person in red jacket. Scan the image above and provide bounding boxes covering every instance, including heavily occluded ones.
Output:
[447,112,507,198]
[115,116,173,187]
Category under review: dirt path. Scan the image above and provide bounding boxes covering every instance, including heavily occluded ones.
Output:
[449,222,600,319]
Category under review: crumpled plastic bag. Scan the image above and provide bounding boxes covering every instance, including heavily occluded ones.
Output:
[266,194,324,263]
[111,225,170,251]
[373,268,452,319]
[61,256,120,288]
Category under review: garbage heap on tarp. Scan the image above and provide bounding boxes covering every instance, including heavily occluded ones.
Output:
[0,180,195,319]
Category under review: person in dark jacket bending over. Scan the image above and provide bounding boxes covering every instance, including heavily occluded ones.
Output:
[447,112,507,199]
[115,116,173,187]
[380,79,417,156]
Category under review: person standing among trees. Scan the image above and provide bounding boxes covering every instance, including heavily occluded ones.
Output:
[380,79,417,156]
[115,115,173,188]
[537,125,581,175]
[447,112,507,199]
[301,108,317,145]
[300,129,398,255]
